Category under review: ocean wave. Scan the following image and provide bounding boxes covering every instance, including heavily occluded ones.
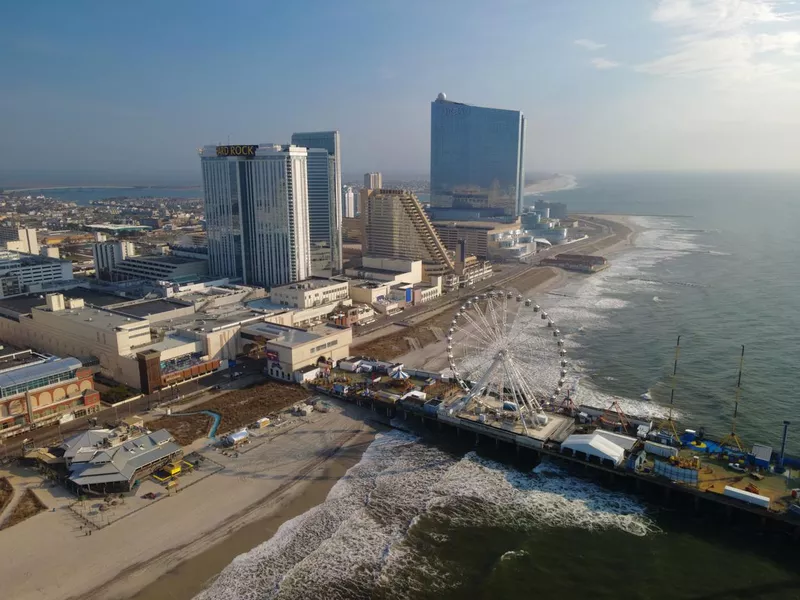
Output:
[573,380,682,421]
[196,431,656,600]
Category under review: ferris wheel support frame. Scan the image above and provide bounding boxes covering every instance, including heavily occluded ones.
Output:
[446,291,567,428]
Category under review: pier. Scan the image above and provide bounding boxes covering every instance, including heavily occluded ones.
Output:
[317,385,800,536]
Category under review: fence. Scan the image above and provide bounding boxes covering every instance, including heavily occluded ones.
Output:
[653,460,699,485]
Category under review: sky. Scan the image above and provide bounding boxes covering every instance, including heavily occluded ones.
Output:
[1,0,799,184]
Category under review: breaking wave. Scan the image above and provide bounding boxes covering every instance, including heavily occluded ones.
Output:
[196,431,656,600]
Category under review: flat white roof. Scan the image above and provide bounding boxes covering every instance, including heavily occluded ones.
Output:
[33,305,148,331]
[273,278,348,292]
[242,322,346,348]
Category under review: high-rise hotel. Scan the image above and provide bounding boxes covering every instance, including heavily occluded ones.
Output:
[430,93,526,218]
[200,144,310,288]
[291,131,342,274]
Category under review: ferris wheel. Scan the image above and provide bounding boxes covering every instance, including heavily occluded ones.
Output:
[446,291,567,431]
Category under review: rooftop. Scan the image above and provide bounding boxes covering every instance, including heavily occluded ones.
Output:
[121,255,203,266]
[128,334,199,356]
[273,277,348,292]
[60,287,131,307]
[246,298,292,313]
[0,357,82,395]
[64,428,181,486]
[32,304,148,331]
[0,249,68,267]
[84,224,151,232]
[114,299,192,318]
[168,308,264,332]
[241,322,346,348]
[0,288,134,315]
[432,220,520,230]
[0,348,48,373]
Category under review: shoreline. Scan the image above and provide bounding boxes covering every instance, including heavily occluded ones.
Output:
[0,404,379,600]
[524,174,577,195]
[128,427,378,600]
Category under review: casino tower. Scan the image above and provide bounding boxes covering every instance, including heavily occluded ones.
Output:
[199,143,311,287]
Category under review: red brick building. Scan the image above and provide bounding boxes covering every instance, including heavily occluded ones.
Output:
[0,354,101,437]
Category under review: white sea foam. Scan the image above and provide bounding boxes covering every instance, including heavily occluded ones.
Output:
[196,431,656,600]
[522,217,700,420]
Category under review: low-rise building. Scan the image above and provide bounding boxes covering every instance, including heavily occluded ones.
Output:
[0,349,100,438]
[344,256,423,286]
[270,278,350,309]
[331,304,375,327]
[112,255,208,283]
[0,293,151,387]
[60,428,183,495]
[433,219,535,262]
[241,322,352,381]
[348,280,391,305]
[413,278,442,304]
[0,250,73,298]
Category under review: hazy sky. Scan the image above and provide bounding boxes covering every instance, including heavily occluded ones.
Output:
[1,0,799,182]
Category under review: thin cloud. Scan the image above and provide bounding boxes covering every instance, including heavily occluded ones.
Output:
[591,57,620,69]
[574,38,606,51]
[651,0,795,33]
[639,0,800,83]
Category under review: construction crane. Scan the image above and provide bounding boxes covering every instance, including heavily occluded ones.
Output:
[656,336,681,444]
[721,345,745,452]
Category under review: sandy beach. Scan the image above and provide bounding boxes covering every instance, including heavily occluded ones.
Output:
[524,173,577,195]
[0,401,380,600]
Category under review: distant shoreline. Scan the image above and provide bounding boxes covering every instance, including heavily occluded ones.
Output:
[4,185,202,193]
[524,174,578,196]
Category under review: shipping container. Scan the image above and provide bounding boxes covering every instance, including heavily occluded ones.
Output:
[723,485,770,509]
[644,440,679,458]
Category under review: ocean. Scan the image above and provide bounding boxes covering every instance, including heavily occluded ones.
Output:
[205,172,800,599]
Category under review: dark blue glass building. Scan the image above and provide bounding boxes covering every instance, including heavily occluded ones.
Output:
[430,93,526,217]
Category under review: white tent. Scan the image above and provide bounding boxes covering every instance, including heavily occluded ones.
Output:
[561,432,625,466]
[391,370,410,380]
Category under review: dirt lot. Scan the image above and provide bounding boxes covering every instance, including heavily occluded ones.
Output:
[354,267,560,361]
[0,477,13,514]
[149,413,213,446]
[0,488,46,530]
[149,380,310,446]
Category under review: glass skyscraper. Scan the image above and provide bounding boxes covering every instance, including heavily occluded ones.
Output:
[430,93,526,217]
[290,131,342,274]
[200,144,311,288]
